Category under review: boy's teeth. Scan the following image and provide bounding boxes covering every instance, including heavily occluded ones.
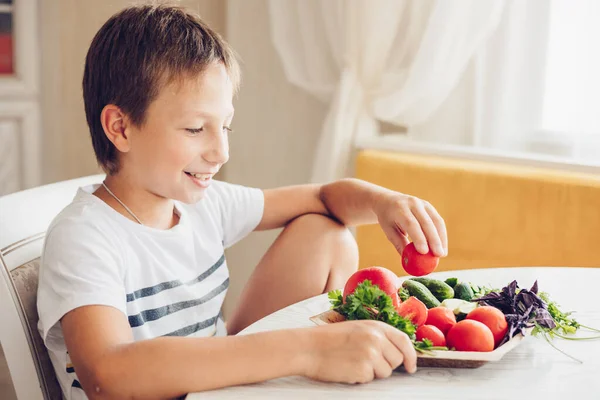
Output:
[190,173,211,180]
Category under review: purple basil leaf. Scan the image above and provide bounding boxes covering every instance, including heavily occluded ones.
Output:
[518,292,537,310]
[534,308,556,329]
[530,280,539,294]
[518,288,547,311]
[505,280,518,299]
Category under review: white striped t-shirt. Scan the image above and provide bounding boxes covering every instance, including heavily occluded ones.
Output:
[37,180,264,400]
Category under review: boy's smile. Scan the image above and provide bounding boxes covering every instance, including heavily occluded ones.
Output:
[184,171,218,189]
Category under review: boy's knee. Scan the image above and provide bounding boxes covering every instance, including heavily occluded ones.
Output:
[287,214,359,266]
[287,213,346,237]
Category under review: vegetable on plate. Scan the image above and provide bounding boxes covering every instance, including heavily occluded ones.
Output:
[328,269,600,357]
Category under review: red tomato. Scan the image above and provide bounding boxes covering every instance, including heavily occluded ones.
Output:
[446,320,494,352]
[416,325,446,347]
[396,296,428,327]
[343,267,400,308]
[401,242,439,277]
[425,307,456,335]
[466,306,509,348]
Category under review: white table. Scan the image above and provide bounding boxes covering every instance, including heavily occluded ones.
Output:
[188,268,600,400]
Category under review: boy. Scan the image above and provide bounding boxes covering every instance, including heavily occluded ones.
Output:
[37,4,447,399]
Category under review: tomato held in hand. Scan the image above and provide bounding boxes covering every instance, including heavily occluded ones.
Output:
[396,296,428,327]
[446,320,494,352]
[425,307,456,335]
[401,242,439,277]
[466,306,509,347]
[416,325,446,347]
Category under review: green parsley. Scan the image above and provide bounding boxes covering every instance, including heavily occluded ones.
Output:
[533,292,600,339]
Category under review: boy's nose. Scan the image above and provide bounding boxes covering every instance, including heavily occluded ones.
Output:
[204,131,229,165]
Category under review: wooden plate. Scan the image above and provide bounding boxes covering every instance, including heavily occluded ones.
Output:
[310,310,527,368]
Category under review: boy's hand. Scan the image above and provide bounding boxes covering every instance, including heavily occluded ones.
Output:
[374,192,447,257]
[303,320,417,384]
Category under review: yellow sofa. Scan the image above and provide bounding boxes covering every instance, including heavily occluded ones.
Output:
[355,149,600,276]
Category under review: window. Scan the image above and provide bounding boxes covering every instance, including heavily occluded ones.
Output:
[540,0,600,161]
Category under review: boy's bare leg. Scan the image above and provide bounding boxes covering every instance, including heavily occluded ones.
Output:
[226,214,359,335]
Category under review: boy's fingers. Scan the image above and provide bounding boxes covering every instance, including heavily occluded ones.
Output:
[373,357,393,379]
[412,204,444,257]
[425,202,448,255]
[383,326,417,374]
[381,336,405,371]
[381,223,410,255]
[398,214,428,254]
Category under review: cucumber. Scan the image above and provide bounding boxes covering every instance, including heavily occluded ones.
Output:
[441,298,477,320]
[401,280,441,309]
[409,277,455,301]
[454,282,475,301]
[444,277,459,288]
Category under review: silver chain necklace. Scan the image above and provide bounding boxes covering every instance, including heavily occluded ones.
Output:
[102,182,143,225]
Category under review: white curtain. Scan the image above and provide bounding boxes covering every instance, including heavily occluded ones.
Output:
[268,0,504,182]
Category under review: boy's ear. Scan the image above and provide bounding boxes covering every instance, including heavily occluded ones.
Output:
[100,104,132,153]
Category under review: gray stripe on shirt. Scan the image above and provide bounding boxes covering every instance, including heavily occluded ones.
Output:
[128,278,229,328]
[125,254,225,302]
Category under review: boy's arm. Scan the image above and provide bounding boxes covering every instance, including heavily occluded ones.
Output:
[62,305,307,399]
[62,304,417,399]
[257,178,447,256]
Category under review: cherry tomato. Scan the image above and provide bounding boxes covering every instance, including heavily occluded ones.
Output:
[416,325,446,347]
[401,242,439,276]
[396,296,428,327]
[466,306,508,347]
[425,307,457,335]
[446,320,494,352]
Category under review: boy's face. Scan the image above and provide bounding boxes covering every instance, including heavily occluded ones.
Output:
[124,62,234,204]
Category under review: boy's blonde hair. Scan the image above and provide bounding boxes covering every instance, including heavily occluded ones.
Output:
[83,4,240,175]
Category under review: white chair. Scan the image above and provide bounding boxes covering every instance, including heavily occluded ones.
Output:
[0,175,105,400]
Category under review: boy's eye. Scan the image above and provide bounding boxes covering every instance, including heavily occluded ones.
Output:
[185,127,232,136]
[186,128,203,135]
